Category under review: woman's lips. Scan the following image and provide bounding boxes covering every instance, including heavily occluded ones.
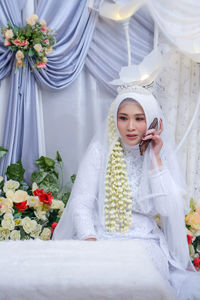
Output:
[126,134,138,140]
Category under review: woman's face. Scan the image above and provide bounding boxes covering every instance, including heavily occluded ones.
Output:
[117,102,147,146]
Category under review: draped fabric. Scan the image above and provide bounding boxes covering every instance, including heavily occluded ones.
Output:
[86,7,154,94]
[148,0,200,62]
[0,0,97,181]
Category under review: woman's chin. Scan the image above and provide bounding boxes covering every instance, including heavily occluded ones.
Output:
[122,137,141,146]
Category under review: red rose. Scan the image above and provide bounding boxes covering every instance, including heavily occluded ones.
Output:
[187,234,193,245]
[15,201,29,212]
[51,222,58,233]
[193,255,200,269]
[33,188,53,206]
[41,26,46,31]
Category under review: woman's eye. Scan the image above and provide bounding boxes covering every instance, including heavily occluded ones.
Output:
[119,116,128,121]
[136,117,145,121]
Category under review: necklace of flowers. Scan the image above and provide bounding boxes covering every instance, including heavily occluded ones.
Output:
[1,14,56,70]
[104,103,132,233]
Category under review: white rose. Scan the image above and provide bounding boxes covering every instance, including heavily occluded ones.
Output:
[39,228,51,240]
[0,228,10,240]
[26,14,38,26]
[51,199,64,210]
[2,198,13,214]
[40,19,46,26]
[27,196,39,208]
[43,57,48,63]
[5,29,14,39]
[34,209,47,221]
[45,48,53,55]
[13,190,28,203]
[34,43,43,52]
[30,224,42,238]
[22,217,37,234]
[1,213,15,230]
[10,230,21,241]
[0,176,4,183]
[3,179,20,193]
[16,50,24,60]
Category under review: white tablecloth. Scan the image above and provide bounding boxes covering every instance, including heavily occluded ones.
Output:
[0,240,176,300]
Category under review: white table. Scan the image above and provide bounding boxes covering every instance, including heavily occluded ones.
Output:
[0,240,176,300]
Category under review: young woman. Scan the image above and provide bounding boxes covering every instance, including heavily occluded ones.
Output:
[53,85,200,299]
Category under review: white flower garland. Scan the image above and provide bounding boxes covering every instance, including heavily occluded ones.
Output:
[105,103,132,233]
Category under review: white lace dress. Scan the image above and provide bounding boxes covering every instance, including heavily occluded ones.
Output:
[72,142,198,299]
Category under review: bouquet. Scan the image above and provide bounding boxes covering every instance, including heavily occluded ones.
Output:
[185,198,200,270]
[0,146,74,241]
[1,14,56,69]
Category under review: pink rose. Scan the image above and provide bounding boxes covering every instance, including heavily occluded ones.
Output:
[41,26,47,31]
[13,39,21,46]
[20,40,29,47]
[44,39,50,45]
[4,39,11,46]
[37,62,46,69]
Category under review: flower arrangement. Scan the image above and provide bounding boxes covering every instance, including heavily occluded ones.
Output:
[1,14,56,69]
[0,146,75,241]
[185,198,200,270]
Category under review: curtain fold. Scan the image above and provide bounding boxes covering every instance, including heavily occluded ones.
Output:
[148,0,200,62]
[86,7,154,94]
[0,0,98,181]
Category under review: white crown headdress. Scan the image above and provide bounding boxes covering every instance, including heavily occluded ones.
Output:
[117,84,152,95]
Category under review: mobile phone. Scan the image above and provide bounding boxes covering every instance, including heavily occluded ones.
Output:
[139,118,158,156]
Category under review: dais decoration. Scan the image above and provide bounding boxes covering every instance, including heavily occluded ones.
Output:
[1,14,56,70]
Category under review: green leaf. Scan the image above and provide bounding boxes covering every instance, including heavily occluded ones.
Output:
[0,146,8,158]
[6,160,25,183]
[14,212,22,219]
[56,151,62,162]
[28,48,35,57]
[35,156,55,172]
[32,171,47,184]
[61,192,70,205]
[38,173,59,196]
[71,174,76,184]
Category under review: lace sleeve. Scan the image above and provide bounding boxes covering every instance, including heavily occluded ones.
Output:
[72,142,102,240]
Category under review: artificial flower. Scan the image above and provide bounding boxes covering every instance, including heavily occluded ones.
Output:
[187,234,193,245]
[30,224,42,238]
[26,14,38,26]
[40,228,51,240]
[34,43,43,53]
[3,179,20,193]
[1,213,15,230]
[33,189,53,206]
[36,62,46,69]
[16,50,24,60]
[22,217,37,234]
[27,196,39,208]
[15,200,29,212]
[5,29,13,39]
[0,228,10,241]
[10,230,21,241]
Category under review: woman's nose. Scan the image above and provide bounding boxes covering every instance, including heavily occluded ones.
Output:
[127,119,136,131]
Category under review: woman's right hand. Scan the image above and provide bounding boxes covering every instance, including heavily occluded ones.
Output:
[84,238,97,241]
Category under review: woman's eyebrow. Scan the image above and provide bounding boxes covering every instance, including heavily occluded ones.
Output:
[118,113,145,116]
